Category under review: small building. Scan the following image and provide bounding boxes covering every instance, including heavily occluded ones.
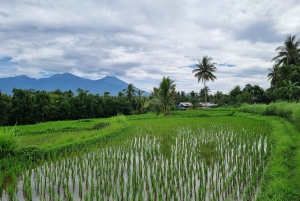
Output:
[199,102,218,108]
[177,102,193,110]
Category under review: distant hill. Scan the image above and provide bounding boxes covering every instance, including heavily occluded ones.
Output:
[0,73,149,96]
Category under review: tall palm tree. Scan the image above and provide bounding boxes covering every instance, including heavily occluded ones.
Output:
[268,64,280,87]
[192,56,217,107]
[271,34,300,66]
[151,76,176,116]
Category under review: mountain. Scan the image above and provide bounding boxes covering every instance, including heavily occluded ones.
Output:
[0,73,149,96]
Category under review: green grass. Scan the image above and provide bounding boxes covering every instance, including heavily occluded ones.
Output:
[234,112,300,200]
[11,118,108,136]
[1,109,300,200]
[239,102,300,130]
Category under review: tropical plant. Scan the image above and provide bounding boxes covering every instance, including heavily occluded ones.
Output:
[188,91,199,109]
[135,90,145,114]
[150,76,176,116]
[271,34,300,66]
[199,86,211,102]
[0,126,18,158]
[281,80,300,101]
[123,83,136,102]
[193,56,217,107]
[268,64,281,87]
[214,91,225,106]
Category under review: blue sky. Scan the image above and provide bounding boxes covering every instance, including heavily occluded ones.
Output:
[0,0,299,94]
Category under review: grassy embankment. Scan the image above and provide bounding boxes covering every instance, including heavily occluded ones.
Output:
[238,102,300,200]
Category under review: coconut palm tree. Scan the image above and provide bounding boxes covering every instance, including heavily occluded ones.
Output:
[123,83,136,102]
[271,34,300,66]
[268,64,281,87]
[192,56,217,107]
[150,76,176,116]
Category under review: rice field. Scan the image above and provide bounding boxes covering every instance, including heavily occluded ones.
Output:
[0,116,270,201]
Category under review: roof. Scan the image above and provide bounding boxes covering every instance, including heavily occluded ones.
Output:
[178,102,193,106]
[200,102,218,107]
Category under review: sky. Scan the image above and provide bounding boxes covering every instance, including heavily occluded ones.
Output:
[0,0,300,94]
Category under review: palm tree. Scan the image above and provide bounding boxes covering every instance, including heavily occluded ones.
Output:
[268,64,280,87]
[271,34,300,66]
[214,91,225,107]
[192,56,217,107]
[188,91,199,109]
[135,90,145,114]
[151,76,176,116]
[123,83,136,102]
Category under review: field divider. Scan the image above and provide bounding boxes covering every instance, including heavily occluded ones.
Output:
[234,112,300,200]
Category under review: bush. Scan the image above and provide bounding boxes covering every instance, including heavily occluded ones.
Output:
[0,126,18,158]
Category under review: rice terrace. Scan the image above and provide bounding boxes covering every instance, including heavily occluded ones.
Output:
[1,103,300,201]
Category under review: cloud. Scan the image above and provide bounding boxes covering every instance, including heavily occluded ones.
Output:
[0,0,299,93]
[235,20,285,43]
[218,63,235,67]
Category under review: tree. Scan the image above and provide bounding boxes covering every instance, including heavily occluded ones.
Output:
[192,56,217,107]
[123,83,136,102]
[281,80,300,101]
[135,90,145,114]
[214,91,225,106]
[188,91,199,109]
[268,64,281,87]
[150,76,176,116]
[0,91,12,126]
[271,34,300,66]
[199,86,211,102]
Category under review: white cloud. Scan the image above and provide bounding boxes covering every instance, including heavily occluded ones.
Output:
[0,0,299,93]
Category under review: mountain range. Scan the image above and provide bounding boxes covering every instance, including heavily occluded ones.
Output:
[0,73,149,96]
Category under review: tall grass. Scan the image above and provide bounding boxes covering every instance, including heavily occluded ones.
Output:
[0,126,18,158]
[239,102,300,130]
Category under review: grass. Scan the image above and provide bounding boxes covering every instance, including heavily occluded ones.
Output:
[239,102,300,130]
[1,113,270,200]
[1,108,300,200]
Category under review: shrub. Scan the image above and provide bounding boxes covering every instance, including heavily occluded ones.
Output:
[0,126,18,158]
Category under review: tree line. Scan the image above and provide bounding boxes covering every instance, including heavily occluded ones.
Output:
[0,88,135,126]
[1,34,299,124]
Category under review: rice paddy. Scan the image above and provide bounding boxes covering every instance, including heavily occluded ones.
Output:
[0,115,271,201]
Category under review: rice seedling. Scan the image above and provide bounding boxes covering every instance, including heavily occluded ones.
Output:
[0,116,271,200]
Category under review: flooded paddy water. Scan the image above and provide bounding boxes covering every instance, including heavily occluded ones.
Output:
[1,122,269,201]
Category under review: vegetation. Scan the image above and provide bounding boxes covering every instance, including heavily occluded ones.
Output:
[0,126,18,158]
[271,34,300,66]
[0,88,134,126]
[239,102,300,130]
[192,56,217,107]
[1,107,300,200]
[150,76,176,116]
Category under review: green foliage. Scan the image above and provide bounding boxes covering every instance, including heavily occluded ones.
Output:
[0,126,18,158]
[239,102,300,130]
[110,114,127,124]
[193,56,217,106]
[150,76,176,116]
[0,88,134,126]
